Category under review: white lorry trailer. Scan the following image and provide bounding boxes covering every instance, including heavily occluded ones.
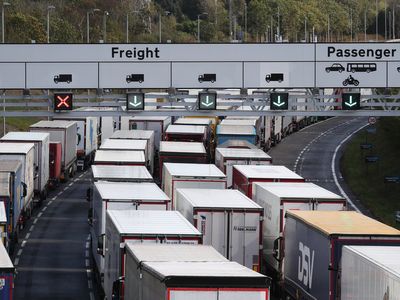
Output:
[162,163,227,209]
[0,143,35,220]
[120,116,171,151]
[90,181,170,283]
[53,116,98,170]
[93,150,145,166]
[30,120,77,179]
[1,132,50,201]
[215,147,272,187]
[124,243,270,300]
[176,188,264,271]
[103,210,202,300]
[252,182,346,285]
[91,165,152,183]
[99,139,151,171]
[341,246,400,300]
[110,130,155,174]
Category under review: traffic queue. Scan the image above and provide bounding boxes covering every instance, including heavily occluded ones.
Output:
[0,111,399,300]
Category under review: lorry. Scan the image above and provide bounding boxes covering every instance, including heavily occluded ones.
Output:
[232,165,305,198]
[283,211,400,300]
[29,120,77,180]
[216,125,258,146]
[103,210,202,300]
[215,147,272,187]
[120,116,171,151]
[49,142,62,186]
[90,181,171,282]
[221,118,262,139]
[0,143,35,221]
[340,246,400,300]
[0,161,24,250]
[0,204,7,248]
[74,107,120,145]
[99,139,151,172]
[176,188,264,271]
[124,243,271,300]
[252,182,346,288]
[162,163,226,209]
[1,132,50,201]
[110,130,155,174]
[52,117,98,170]
[158,142,208,180]
[0,241,14,299]
[93,150,145,166]
[91,165,152,183]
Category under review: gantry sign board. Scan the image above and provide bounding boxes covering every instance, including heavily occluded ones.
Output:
[0,43,399,89]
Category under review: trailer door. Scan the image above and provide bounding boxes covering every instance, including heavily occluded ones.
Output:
[197,210,228,258]
[168,289,217,300]
[229,211,261,270]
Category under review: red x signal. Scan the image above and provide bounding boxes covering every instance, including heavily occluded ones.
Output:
[54,93,73,111]
[56,95,70,108]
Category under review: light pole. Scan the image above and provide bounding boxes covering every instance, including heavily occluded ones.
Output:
[86,8,100,43]
[47,5,55,43]
[103,11,109,43]
[197,12,208,43]
[244,2,247,42]
[126,11,139,43]
[376,0,379,41]
[2,2,10,44]
[159,11,170,43]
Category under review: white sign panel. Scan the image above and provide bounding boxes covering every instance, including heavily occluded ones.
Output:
[0,43,398,89]
[26,63,98,89]
[244,62,314,88]
[0,63,25,88]
[316,61,387,88]
[316,44,400,61]
[387,62,400,87]
[172,62,242,88]
[99,62,171,88]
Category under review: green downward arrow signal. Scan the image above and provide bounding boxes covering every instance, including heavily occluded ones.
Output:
[201,95,214,107]
[273,95,286,107]
[129,95,142,107]
[344,95,357,107]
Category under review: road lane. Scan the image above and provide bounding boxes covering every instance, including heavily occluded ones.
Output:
[268,116,371,214]
[13,172,93,300]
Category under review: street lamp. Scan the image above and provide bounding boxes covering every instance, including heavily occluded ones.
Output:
[126,11,139,43]
[159,11,171,43]
[86,8,100,43]
[197,12,208,43]
[2,2,10,44]
[47,5,55,43]
[103,11,109,43]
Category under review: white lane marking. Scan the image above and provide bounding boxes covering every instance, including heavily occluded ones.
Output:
[331,123,369,213]
[17,249,23,256]
[85,242,90,249]
[33,218,38,224]
[41,206,47,212]
[89,292,95,300]
[14,257,19,266]
[88,280,93,289]
[48,200,53,205]
[51,196,57,201]
[63,187,68,191]
[29,225,34,232]
[25,233,31,239]
[68,183,73,187]
[85,259,90,267]
[57,192,62,196]
[293,120,353,173]
[85,250,89,257]
[37,212,43,218]
[21,240,27,248]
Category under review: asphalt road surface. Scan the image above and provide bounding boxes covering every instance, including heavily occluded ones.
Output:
[13,171,96,300]
[268,116,370,214]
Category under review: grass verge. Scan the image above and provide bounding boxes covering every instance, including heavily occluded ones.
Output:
[341,117,400,229]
